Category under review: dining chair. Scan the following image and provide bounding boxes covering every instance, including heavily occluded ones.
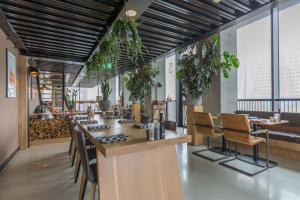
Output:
[219,113,269,176]
[73,126,98,200]
[69,120,96,183]
[192,112,231,161]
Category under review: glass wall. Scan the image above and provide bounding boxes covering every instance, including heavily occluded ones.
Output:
[237,15,272,99]
[279,3,300,98]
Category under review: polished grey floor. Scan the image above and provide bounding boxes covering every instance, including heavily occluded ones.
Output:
[0,142,300,200]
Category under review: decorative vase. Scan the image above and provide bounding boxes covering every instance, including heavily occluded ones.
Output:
[99,99,111,112]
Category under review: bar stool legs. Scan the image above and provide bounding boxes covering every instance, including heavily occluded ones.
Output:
[68,138,73,155]
[79,172,87,200]
[71,149,77,167]
[74,154,81,183]
[88,183,97,200]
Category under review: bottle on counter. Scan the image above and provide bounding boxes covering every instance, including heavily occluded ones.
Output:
[159,113,165,139]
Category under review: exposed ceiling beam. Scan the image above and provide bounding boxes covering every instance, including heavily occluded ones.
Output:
[0,7,25,50]
[29,57,85,66]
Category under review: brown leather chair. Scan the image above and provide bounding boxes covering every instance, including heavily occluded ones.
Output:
[192,112,230,161]
[219,113,269,176]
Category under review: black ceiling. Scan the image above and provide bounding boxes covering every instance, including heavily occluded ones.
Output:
[115,0,273,75]
[0,0,274,87]
[0,0,123,62]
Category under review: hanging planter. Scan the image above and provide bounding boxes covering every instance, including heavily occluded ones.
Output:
[86,17,146,80]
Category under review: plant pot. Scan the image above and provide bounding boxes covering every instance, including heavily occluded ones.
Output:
[99,99,111,112]
[69,108,76,114]
[132,99,140,104]
[183,96,202,106]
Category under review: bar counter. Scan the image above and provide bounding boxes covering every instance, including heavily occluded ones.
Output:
[76,115,191,200]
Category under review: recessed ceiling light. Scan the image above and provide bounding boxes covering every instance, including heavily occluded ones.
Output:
[126,9,137,17]
[212,0,221,3]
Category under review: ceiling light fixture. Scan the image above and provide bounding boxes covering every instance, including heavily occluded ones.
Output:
[212,0,221,3]
[28,66,40,77]
[125,9,137,17]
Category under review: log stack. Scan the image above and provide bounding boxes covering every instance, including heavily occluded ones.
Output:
[29,118,71,141]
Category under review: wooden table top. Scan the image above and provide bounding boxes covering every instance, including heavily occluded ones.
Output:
[76,115,191,158]
[211,115,289,126]
[249,119,289,126]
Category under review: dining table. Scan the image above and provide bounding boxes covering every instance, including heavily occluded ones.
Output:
[75,114,191,200]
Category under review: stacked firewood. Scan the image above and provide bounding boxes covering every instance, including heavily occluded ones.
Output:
[29,119,71,141]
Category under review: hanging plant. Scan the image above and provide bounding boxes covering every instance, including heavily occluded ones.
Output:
[112,18,147,64]
[176,35,239,101]
[124,63,159,102]
[86,18,146,79]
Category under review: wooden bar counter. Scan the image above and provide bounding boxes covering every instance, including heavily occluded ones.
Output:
[76,115,191,200]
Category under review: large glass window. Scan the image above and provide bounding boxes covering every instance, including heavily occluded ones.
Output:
[79,86,98,101]
[279,3,300,98]
[237,15,272,99]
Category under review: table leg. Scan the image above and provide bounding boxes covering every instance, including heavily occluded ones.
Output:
[222,136,226,152]
[253,145,259,162]
[253,124,259,162]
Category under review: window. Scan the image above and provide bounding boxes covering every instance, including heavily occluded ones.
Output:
[165,54,176,101]
[279,3,300,98]
[237,15,272,99]
[79,86,98,101]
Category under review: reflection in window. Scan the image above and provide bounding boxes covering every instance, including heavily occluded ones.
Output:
[237,16,272,99]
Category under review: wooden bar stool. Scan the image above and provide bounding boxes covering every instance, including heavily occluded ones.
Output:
[219,113,269,176]
[192,112,232,161]
[73,126,98,200]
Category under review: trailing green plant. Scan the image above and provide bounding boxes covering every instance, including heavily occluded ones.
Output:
[100,79,112,101]
[86,18,146,79]
[124,64,159,102]
[176,35,239,100]
[65,88,78,110]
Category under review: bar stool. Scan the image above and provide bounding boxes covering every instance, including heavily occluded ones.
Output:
[192,112,231,161]
[219,113,269,176]
[69,120,96,183]
[73,126,98,200]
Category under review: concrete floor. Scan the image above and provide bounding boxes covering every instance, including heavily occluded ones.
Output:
[0,143,300,200]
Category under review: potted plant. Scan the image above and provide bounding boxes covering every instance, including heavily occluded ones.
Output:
[176,35,239,105]
[124,64,159,103]
[99,79,112,112]
[87,105,95,120]
[65,89,78,114]
[124,64,159,122]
